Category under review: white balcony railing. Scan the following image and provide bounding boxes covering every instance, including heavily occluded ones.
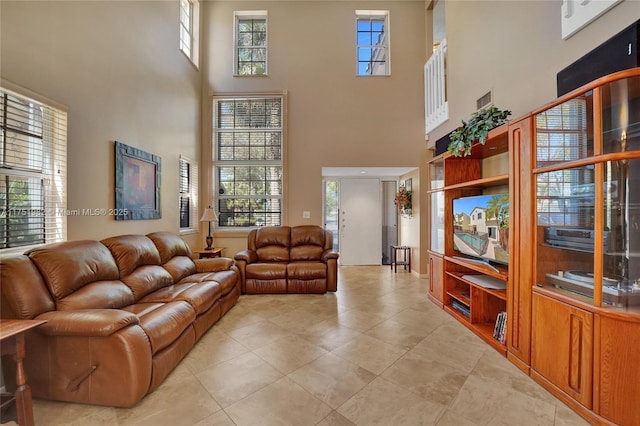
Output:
[424,38,448,134]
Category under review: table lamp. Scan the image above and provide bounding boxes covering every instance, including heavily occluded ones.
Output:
[200,206,218,250]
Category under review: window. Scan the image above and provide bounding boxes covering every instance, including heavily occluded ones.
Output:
[179,0,199,66]
[356,10,389,76]
[213,95,284,227]
[0,87,67,251]
[425,0,448,133]
[179,156,198,232]
[535,97,591,227]
[234,11,267,76]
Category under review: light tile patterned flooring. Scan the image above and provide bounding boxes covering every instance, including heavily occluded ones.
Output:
[21,266,591,425]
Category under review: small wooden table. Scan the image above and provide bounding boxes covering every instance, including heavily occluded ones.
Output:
[390,245,411,272]
[193,248,224,259]
[0,319,46,426]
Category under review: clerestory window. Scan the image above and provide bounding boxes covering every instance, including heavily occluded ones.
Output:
[356,10,390,76]
[234,11,268,76]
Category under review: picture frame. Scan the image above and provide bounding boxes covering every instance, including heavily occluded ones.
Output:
[404,178,412,193]
[114,141,161,220]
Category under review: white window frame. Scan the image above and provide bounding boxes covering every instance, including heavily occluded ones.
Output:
[233,11,268,76]
[212,93,285,228]
[356,10,390,76]
[179,0,200,67]
[179,155,198,234]
[0,83,67,254]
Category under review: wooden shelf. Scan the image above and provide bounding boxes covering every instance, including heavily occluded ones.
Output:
[447,272,507,301]
[475,322,507,355]
[463,123,510,159]
[445,256,508,280]
[444,173,509,191]
[447,288,470,305]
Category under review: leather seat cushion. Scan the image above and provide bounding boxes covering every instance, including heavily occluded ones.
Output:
[139,282,221,315]
[178,270,237,296]
[246,263,287,279]
[287,262,327,280]
[123,301,195,354]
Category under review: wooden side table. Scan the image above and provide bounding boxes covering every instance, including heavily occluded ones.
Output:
[0,319,46,426]
[193,248,224,259]
[390,245,411,272]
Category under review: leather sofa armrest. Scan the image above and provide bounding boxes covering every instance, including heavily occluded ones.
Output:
[194,257,234,273]
[234,250,257,264]
[35,309,140,337]
[322,250,339,262]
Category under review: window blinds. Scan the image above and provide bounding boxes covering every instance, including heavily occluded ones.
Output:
[0,88,67,250]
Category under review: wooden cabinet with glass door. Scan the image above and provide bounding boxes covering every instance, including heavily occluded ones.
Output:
[428,125,511,355]
[530,69,640,426]
[427,157,445,305]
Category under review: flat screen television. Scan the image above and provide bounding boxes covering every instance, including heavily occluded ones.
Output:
[452,193,509,266]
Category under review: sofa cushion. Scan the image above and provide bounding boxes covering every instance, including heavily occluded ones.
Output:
[290,226,326,261]
[27,240,120,301]
[179,269,237,296]
[0,255,55,319]
[119,265,174,301]
[57,280,135,311]
[123,301,195,354]
[255,226,290,262]
[246,262,287,279]
[147,232,197,282]
[101,235,162,277]
[287,262,327,280]
[140,282,221,315]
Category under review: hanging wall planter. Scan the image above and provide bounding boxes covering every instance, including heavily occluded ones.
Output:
[394,185,412,218]
[447,106,512,157]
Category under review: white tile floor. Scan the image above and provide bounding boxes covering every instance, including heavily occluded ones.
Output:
[13,266,591,425]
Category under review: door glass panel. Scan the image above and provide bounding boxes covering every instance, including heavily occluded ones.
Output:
[430,158,445,190]
[535,92,594,168]
[323,179,339,252]
[535,165,595,305]
[601,76,640,154]
[602,159,640,311]
[430,191,445,254]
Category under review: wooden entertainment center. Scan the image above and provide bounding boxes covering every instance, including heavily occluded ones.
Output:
[428,69,640,426]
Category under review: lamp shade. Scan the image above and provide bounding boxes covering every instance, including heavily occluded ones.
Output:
[200,206,218,223]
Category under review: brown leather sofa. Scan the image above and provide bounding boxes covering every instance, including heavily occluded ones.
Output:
[234,225,339,294]
[0,232,240,407]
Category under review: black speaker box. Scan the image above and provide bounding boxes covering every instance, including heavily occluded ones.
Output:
[434,132,451,156]
[557,19,639,97]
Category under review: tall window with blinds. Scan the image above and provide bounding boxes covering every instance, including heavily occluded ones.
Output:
[179,156,198,232]
[0,88,67,250]
[213,95,283,228]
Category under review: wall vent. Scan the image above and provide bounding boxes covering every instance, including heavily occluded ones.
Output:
[476,90,493,110]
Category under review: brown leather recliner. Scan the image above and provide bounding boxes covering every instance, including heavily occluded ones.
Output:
[234,225,339,294]
[0,232,240,407]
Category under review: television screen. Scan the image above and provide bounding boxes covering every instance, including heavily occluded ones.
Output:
[453,193,509,265]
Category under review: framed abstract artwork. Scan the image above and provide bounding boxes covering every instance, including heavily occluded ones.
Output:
[114,141,161,220]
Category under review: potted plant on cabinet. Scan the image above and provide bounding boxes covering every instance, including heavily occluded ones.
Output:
[447,106,512,157]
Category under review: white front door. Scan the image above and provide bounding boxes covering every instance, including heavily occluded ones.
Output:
[339,178,382,265]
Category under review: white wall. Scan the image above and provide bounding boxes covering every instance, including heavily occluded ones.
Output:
[202,1,428,261]
[0,1,202,247]
[428,0,638,145]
